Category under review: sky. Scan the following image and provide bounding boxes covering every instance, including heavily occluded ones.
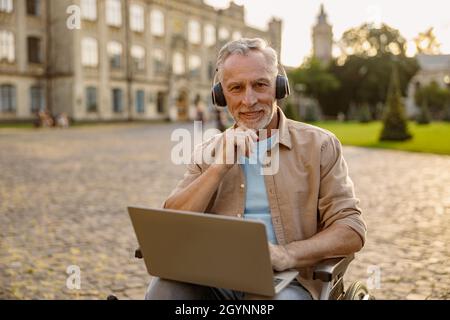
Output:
[205,0,450,67]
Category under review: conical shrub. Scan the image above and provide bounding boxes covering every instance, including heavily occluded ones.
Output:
[380,66,412,141]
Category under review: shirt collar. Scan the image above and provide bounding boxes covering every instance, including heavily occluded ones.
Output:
[276,106,293,150]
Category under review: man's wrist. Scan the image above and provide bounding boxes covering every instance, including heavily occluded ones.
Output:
[284,243,302,269]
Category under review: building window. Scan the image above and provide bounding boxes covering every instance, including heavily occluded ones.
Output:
[26,0,40,16]
[107,41,122,69]
[0,84,16,113]
[86,87,97,112]
[219,27,229,41]
[172,52,185,75]
[131,45,145,71]
[232,31,242,41]
[152,48,165,75]
[188,20,201,45]
[0,30,15,63]
[130,4,144,32]
[135,90,145,113]
[81,37,98,67]
[0,0,13,13]
[30,86,45,113]
[112,88,123,113]
[106,0,122,27]
[150,9,164,36]
[189,54,201,78]
[204,24,215,47]
[81,0,97,21]
[157,91,165,114]
[27,36,42,64]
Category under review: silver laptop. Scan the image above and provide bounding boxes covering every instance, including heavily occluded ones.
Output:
[128,206,299,297]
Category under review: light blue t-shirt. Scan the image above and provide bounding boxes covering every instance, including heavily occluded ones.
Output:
[240,135,278,244]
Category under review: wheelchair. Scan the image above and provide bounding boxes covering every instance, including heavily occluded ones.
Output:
[312,254,374,300]
[107,250,374,300]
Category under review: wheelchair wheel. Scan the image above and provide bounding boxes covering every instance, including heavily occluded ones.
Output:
[344,281,374,300]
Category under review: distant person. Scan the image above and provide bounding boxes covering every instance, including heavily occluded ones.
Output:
[56,113,69,128]
[38,110,54,128]
[195,100,206,123]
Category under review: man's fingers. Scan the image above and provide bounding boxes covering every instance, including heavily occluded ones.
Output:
[216,128,259,164]
[246,136,256,157]
[235,127,258,142]
[247,129,258,142]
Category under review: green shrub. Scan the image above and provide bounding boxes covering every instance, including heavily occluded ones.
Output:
[416,100,432,125]
[358,104,372,123]
[284,102,300,121]
[380,67,412,141]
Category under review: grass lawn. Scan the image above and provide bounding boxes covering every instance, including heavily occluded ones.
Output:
[311,121,450,155]
[1,119,449,155]
[0,122,34,129]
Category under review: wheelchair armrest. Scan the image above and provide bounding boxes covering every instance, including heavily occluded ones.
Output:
[312,254,354,282]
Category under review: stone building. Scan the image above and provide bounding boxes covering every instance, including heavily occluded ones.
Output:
[0,0,282,122]
[405,54,450,117]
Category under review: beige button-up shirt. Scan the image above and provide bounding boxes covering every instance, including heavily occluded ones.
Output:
[164,107,367,299]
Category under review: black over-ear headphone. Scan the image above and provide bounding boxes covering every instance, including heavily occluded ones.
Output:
[211,73,291,107]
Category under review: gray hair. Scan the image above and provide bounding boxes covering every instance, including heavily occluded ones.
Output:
[216,38,279,83]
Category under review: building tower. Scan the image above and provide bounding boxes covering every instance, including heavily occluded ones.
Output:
[312,4,333,64]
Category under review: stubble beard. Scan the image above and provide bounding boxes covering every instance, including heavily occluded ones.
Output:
[235,104,275,131]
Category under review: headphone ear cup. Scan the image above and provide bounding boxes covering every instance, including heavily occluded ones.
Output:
[275,75,290,100]
[212,83,227,107]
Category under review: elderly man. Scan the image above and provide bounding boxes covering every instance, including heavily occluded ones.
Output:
[145,38,366,300]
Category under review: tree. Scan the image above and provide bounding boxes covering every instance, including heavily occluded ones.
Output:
[414,27,441,55]
[338,23,407,59]
[416,99,431,125]
[442,103,450,122]
[358,103,372,123]
[289,58,340,115]
[283,102,300,121]
[323,23,419,118]
[304,105,320,122]
[380,66,412,141]
[415,81,450,119]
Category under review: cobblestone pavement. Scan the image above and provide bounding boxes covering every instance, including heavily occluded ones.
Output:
[0,123,449,300]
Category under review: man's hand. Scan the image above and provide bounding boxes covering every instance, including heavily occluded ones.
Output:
[268,243,296,272]
[213,127,258,170]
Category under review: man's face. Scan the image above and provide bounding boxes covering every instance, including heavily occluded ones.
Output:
[221,51,277,130]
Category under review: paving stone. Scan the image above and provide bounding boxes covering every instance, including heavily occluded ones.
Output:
[1,123,449,300]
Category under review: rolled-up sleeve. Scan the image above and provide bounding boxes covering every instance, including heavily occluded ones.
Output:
[161,147,203,208]
[317,134,367,246]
